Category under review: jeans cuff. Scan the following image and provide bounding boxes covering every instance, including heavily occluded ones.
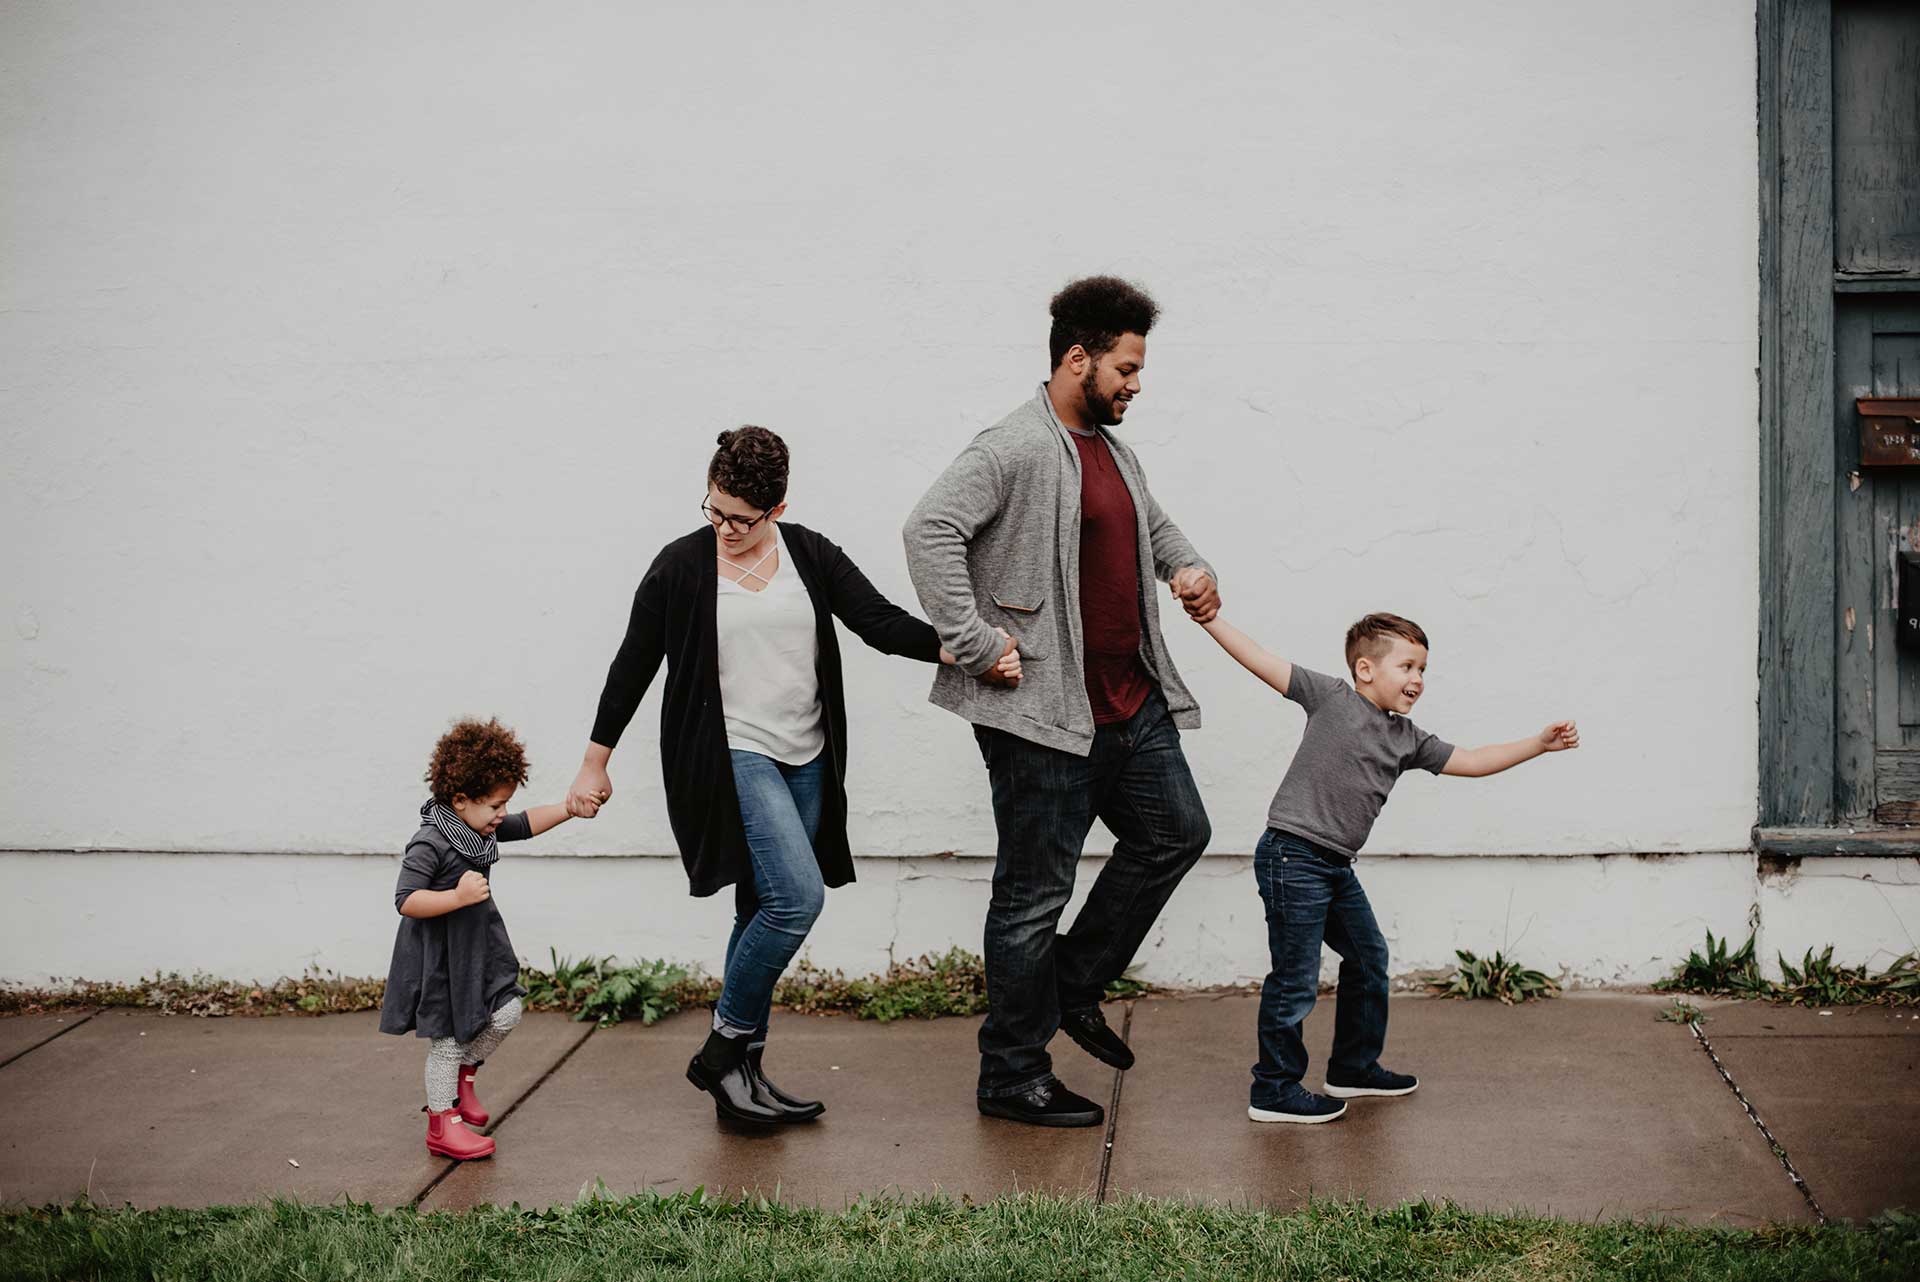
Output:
[977,1070,1055,1101]
[711,1010,756,1038]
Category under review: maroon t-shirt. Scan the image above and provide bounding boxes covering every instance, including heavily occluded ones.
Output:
[1071,430,1155,724]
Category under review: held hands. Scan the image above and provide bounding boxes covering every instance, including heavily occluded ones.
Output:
[566,764,612,819]
[943,628,1020,688]
[454,869,492,908]
[976,627,1022,688]
[1538,720,1581,753]
[1169,567,1221,624]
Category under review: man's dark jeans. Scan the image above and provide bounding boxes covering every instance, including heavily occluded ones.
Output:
[1251,827,1390,1106]
[973,688,1210,1098]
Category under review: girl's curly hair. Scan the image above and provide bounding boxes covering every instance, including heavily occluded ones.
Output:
[425,718,530,803]
[708,425,789,513]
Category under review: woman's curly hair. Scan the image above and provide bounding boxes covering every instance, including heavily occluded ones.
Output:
[708,425,789,514]
[425,718,530,803]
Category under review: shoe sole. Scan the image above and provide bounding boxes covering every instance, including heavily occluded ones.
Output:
[1059,1024,1135,1071]
[977,1101,1105,1128]
[426,1141,495,1159]
[1247,1103,1347,1124]
[1323,1082,1418,1098]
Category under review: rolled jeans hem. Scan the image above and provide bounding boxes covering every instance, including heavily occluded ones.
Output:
[976,1070,1056,1101]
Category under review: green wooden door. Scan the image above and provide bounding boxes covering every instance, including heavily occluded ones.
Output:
[1835,297,1920,822]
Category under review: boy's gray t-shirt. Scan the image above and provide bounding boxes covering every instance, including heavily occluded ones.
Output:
[1265,665,1456,859]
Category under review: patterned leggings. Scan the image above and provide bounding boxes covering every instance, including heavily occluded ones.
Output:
[424,997,522,1111]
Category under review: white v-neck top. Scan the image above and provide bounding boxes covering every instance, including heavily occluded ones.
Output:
[714,526,825,764]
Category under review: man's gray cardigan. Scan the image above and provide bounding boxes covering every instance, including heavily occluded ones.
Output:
[903,386,1215,756]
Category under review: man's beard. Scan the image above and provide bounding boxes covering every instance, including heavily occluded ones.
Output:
[1080,367,1122,427]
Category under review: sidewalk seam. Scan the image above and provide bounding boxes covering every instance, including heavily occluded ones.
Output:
[1687,1018,1828,1226]
[0,1008,100,1072]
[410,1019,600,1209]
[1094,1002,1131,1205]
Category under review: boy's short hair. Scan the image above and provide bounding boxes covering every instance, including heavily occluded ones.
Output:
[708,425,789,513]
[1344,612,1430,675]
[1048,275,1159,370]
[426,718,530,803]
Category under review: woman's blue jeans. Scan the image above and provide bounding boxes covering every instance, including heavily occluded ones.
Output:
[715,749,827,1041]
[1252,828,1391,1106]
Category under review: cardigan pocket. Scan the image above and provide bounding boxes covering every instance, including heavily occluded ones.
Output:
[986,590,1051,661]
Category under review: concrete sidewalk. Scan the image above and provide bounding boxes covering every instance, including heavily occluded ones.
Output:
[1,994,1912,1225]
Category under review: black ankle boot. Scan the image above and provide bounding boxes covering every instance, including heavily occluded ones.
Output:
[686,1029,782,1124]
[747,1044,824,1122]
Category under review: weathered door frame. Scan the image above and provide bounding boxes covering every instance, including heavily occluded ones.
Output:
[1757,0,1834,831]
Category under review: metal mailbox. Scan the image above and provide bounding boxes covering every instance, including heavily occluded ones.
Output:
[1859,398,1920,467]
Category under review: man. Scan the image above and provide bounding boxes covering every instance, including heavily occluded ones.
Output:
[904,276,1218,1127]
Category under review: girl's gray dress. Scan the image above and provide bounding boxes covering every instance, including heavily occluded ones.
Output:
[379,811,530,1044]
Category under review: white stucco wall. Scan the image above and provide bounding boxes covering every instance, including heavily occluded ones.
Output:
[6,850,1914,989]
[2,3,1782,981]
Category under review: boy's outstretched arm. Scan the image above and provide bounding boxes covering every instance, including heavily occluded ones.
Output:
[1200,616,1293,696]
[1442,720,1580,777]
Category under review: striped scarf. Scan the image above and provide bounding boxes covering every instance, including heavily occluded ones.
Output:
[420,800,500,869]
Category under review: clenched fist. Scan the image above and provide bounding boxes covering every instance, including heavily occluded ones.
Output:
[454,869,492,907]
[1538,720,1580,752]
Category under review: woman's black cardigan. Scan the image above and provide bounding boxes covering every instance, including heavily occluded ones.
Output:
[590,523,942,897]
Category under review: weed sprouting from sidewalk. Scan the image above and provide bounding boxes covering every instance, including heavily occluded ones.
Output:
[1,1194,1910,1282]
[1425,949,1561,1004]
[1654,930,1768,998]
[1659,998,1703,1024]
[1655,932,1918,1006]
[1773,947,1918,1007]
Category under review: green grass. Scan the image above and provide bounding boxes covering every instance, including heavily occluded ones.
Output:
[1,1194,1912,1282]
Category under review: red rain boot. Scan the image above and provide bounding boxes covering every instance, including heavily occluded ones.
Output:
[456,1065,489,1128]
[425,1107,496,1160]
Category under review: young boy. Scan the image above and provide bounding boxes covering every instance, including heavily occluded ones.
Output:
[1199,611,1578,1124]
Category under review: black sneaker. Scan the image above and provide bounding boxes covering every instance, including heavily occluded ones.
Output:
[977,1076,1106,1128]
[1058,1005,1135,1070]
[1324,1064,1419,1098]
[1248,1085,1347,1125]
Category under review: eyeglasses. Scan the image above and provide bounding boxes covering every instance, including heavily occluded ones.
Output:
[701,497,770,534]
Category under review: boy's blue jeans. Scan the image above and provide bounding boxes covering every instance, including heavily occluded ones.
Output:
[1252,827,1390,1106]
[716,749,827,1039]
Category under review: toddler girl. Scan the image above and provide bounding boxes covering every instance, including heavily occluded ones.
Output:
[379,717,578,1159]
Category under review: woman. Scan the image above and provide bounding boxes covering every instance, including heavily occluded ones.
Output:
[567,426,1018,1125]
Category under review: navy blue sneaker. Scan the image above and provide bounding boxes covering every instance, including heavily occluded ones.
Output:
[1324,1064,1419,1098]
[1248,1084,1347,1125]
